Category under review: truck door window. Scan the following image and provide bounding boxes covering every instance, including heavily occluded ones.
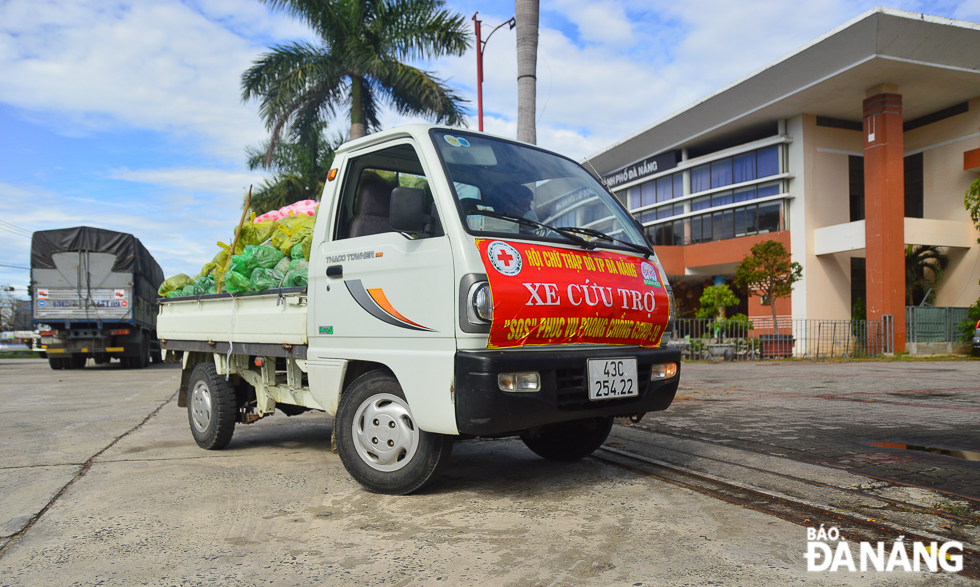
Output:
[335,144,442,241]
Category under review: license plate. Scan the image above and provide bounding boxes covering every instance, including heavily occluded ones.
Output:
[587,358,638,401]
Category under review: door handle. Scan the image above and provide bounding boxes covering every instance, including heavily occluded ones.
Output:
[326,265,343,278]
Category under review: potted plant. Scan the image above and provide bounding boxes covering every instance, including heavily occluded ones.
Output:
[735,240,802,359]
[696,284,740,359]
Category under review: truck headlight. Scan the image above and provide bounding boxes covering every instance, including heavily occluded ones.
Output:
[467,282,493,324]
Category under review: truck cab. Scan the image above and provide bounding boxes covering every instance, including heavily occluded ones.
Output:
[160,125,680,494]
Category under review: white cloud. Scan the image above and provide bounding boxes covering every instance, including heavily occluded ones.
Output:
[0,0,289,162]
[0,174,258,283]
[550,0,636,47]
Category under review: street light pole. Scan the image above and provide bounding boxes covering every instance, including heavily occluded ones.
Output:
[472,12,515,132]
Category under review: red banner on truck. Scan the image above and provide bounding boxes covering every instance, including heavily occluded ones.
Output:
[477,239,669,349]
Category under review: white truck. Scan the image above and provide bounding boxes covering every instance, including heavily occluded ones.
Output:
[158,125,681,494]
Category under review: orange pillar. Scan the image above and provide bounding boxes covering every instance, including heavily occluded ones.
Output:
[862,85,905,352]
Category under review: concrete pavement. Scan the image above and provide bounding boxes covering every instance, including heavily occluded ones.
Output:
[0,357,976,586]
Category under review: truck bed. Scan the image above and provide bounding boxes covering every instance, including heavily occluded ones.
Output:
[157,287,308,348]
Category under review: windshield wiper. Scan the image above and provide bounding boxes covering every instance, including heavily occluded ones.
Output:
[556,226,655,258]
[465,209,596,250]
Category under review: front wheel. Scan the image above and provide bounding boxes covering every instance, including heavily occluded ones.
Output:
[335,371,453,495]
[520,417,614,461]
[187,362,237,450]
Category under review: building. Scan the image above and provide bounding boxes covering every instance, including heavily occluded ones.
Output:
[586,8,980,352]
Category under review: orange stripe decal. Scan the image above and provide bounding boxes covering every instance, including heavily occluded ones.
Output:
[366,288,430,330]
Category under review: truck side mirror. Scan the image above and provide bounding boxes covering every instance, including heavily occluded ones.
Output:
[389,187,428,233]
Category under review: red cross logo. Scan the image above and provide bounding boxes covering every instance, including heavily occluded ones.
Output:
[487,241,523,276]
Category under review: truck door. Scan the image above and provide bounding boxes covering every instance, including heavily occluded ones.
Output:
[308,140,457,432]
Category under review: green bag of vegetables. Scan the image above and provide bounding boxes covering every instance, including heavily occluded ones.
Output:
[282,269,308,288]
[290,242,305,260]
[251,268,284,291]
[274,256,291,274]
[158,274,193,297]
[301,236,312,261]
[231,245,284,277]
[224,270,253,293]
[239,220,278,246]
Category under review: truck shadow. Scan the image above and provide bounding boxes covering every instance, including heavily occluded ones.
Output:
[427,437,624,497]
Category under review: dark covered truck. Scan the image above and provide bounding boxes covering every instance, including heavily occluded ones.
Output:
[31,226,165,369]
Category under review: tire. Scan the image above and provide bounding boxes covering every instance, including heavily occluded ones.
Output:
[520,417,614,462]
[187,362,238,450]
[70,354,86,369]
[335,371,453,495]
[135,335,149,369]
[48,356,64,370]
[150,347,163,364]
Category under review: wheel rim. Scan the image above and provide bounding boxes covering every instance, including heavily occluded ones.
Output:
[351,393,419,472]
[190,380,213,433]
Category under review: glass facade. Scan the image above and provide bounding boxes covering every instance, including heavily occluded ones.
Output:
[646,201,784,247]
[626,143,786,247]
[630,172,683,209]
[690,145,779,194]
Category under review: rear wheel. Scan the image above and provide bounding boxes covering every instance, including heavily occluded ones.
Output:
[520,417,614,461]
[48,357,64,370]
[335,371,453,495]
[69,354,86,369]
[187,362,237,450]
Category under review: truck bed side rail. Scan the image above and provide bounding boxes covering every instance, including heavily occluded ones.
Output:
[162,339,308,360]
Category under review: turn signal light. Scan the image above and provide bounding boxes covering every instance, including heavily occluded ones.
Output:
[650,363,678,380]
[327,168,338,181]
[498,372,540,392]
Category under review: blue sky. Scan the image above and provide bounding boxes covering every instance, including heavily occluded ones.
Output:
[2,0,979,294]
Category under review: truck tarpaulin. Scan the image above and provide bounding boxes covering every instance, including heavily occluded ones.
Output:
[477,239,669,349]
[31,226,164,286]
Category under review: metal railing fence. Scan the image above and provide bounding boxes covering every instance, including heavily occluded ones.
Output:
[665,315,895,360]
[906,306,970,343]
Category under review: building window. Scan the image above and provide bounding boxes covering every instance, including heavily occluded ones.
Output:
[756,146,779,178]
[691,164,711,193]
[641,181,656,207]
[905,153,923,218]
[629,186,642,209]
[849,156,864,222]
[711,190,733,207]
[711,159,732,188]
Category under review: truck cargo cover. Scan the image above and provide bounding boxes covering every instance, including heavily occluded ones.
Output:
[31,226,164,287]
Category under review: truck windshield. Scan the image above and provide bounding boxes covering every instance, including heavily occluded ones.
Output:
[431,130,647,250]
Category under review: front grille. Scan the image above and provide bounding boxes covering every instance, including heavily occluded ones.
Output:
[555,363,653,410]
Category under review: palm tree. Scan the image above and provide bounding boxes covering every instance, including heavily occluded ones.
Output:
[905,245,949,306]
[515,0,538,144]
[242,0,470,159]
[245,123,344,216]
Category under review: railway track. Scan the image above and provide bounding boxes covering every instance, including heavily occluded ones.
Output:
[594,427,980,580]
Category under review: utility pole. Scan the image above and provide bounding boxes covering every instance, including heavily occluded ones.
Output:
[515,0,539,144]
[472,12,515,132]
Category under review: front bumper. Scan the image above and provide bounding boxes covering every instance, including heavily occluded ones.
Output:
[454,346,681,436]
